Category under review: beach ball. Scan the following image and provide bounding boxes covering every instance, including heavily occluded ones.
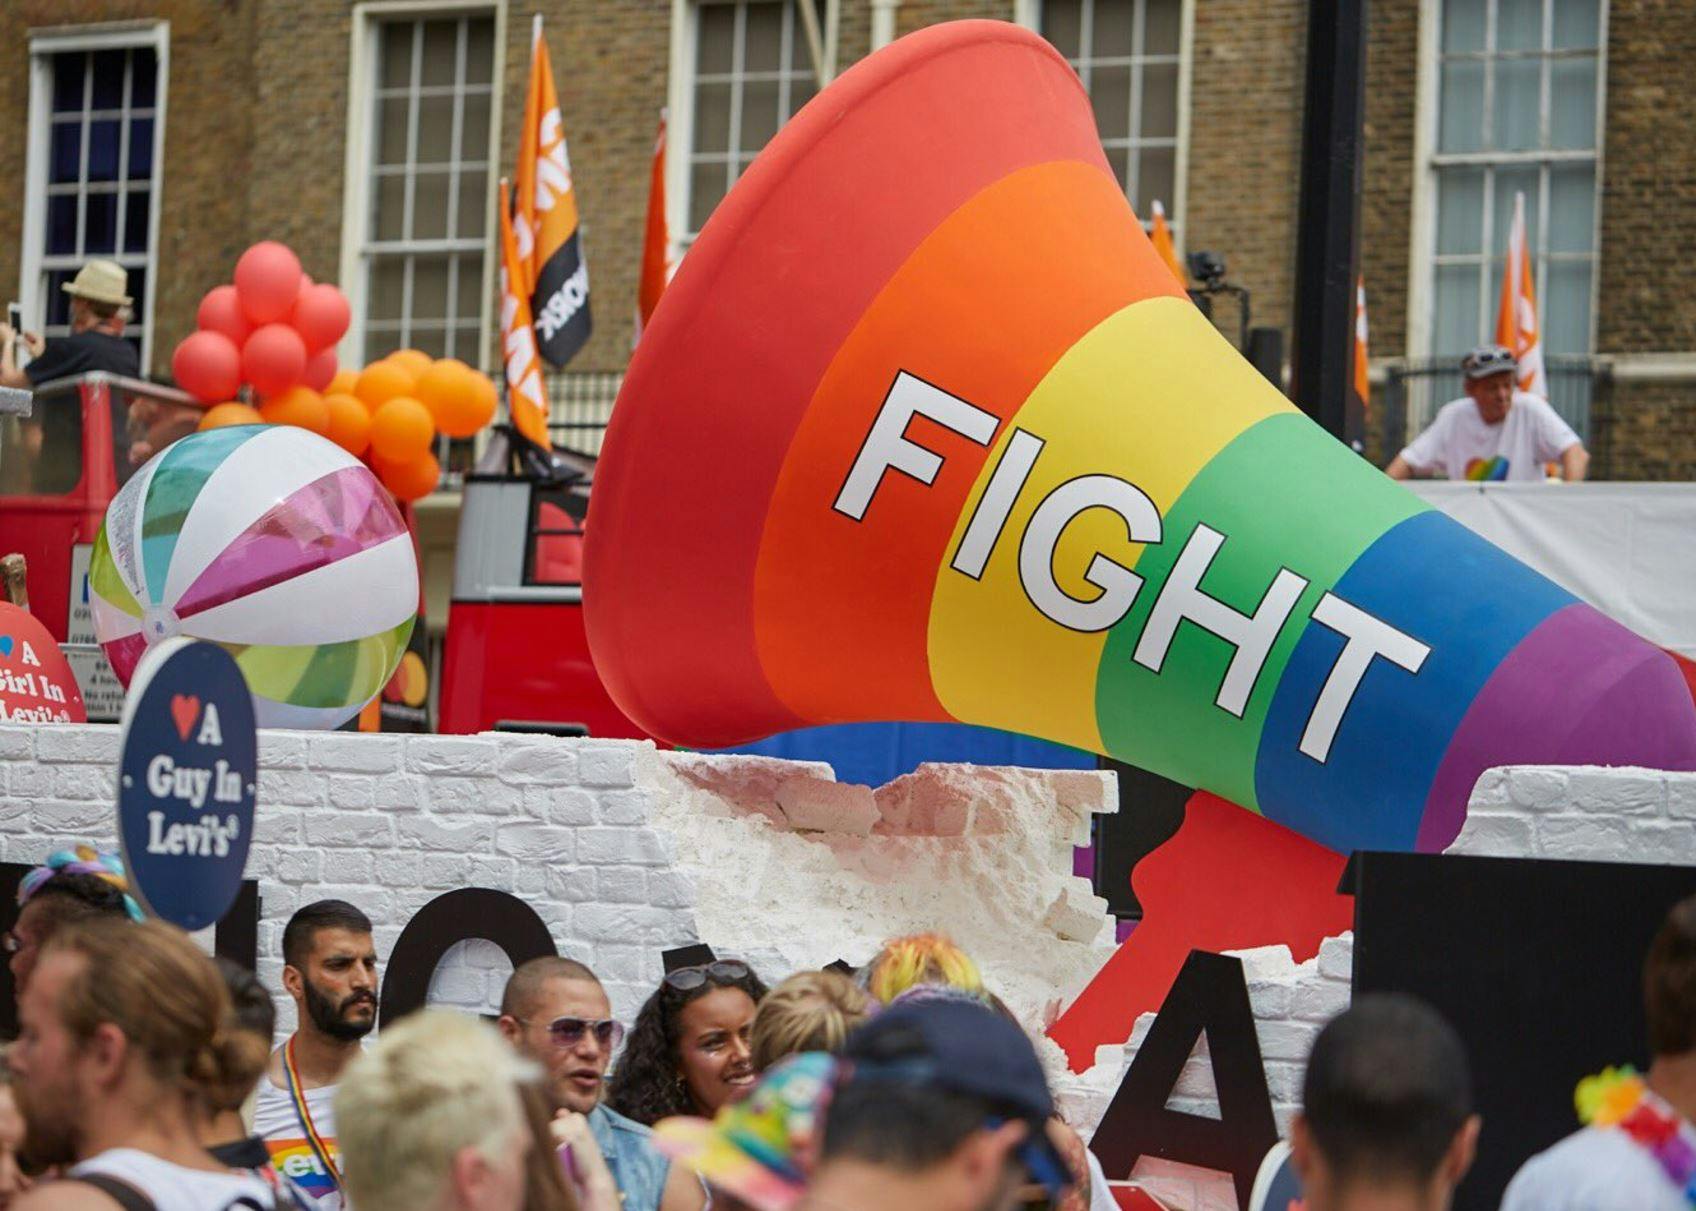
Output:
[88,425,418,729]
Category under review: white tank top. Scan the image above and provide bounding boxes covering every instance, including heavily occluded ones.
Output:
[70,1147,277,1210]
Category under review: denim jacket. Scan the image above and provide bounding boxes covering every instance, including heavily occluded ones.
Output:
[588,1102,673,1211]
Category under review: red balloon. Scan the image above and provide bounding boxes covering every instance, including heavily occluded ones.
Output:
[171,331,242,403]
[241,323,307,398]
[196,285,252,346]
[303,347,338,392]
[234,241,303,325]
[291,283,351,353]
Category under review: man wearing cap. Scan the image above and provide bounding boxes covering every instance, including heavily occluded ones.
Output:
[0,260,141,391]
[799,999,1072,1211]
[1386,344,1588,483]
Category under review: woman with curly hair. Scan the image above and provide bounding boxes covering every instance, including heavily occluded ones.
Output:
[605,960,768,1126]
[749,969,870,1073]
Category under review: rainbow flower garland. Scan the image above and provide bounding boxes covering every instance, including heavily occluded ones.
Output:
[1576,1066,1696,1205]
[17,846,144,922]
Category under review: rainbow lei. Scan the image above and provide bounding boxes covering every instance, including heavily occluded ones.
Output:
[1575,1066,1696,1206]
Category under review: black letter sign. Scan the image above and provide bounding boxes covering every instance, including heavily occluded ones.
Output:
[1090,949,1279,1208]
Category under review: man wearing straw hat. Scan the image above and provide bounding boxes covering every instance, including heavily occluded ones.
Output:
[0,259,141,390]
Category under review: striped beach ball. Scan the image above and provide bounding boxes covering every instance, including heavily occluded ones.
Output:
[89,424,418,730]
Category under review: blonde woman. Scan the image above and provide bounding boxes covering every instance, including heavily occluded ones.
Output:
[748,971,871,1073]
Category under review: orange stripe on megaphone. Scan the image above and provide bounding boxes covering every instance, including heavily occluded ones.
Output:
[753,160,1182,725]
[585,22,1113,747]
[929,296,1292,752]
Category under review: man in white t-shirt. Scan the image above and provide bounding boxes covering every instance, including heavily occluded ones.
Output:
[254,900,380,1211]
[1386,344,1589,483]
[1501,894,1696,1211]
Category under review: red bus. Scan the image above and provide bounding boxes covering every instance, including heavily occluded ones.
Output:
[438,428,644,739]
[0,372,202,718]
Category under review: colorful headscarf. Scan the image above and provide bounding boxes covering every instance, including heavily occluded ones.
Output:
[17,845,144,922]
[653,1052,839,1211]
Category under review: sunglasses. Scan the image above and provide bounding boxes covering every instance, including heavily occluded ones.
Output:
[1466,348,1515,371]
[663,960,750,991]
[522,1015,626,1050]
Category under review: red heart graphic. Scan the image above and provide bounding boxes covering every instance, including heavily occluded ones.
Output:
[170,694,200,741]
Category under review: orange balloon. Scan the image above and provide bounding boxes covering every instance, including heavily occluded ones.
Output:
[377,451,441,503]
[354,360,417,412]
[470,370,499,422]
[326,368,359,397]
[368,396,435,463]
[414,359,480,433]
[323,392,372,456]
[259,386,330,435]
[440,370,498,438]
[386,349,433,385]
[198,402,264,431]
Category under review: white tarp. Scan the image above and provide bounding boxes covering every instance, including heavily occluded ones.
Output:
[1406,481,1696,657]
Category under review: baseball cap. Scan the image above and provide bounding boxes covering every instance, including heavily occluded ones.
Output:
[841,998,1071,1197]
[1461,344,1517,379]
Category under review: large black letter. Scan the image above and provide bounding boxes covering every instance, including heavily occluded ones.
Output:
[379,887,557,1026]
[1090,950,1279,1208]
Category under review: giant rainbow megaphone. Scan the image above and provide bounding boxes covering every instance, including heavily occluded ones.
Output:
[586,21,1696,854]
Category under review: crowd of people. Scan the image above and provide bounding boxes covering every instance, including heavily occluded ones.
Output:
[0,845,1692,1211]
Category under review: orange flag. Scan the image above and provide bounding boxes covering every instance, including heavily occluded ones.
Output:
[1149,200,1185,287]
[514,15,591,366]
[499,178,553,450]
[1495,191,1547,397]
[1353,276,1370,412]
[635,111,671,342]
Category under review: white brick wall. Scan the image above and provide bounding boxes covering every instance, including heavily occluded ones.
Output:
[2,726,690,1030]
[0,724,1121,1045]
[1454,765,1696,864]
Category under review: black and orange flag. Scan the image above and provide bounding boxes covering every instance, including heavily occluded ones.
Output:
[514,15,591,367]
[499,178,553,449]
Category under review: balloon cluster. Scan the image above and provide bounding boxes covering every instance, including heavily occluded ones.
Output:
[177,241,499,503]
[172,242,349,406]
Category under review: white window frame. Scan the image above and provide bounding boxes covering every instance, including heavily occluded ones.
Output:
[19,20,169,370]
[1015,0,1194,250]
[339,0,505,371]
[666,0,835,266]
[1405,0,1608,361]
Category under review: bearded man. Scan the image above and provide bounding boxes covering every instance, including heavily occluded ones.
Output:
[253,900,381,1211]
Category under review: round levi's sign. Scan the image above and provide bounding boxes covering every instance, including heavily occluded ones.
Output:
[117,638,256,930]
[0,602,86,724]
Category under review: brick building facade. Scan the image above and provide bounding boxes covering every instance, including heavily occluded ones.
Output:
[0,0,1691,476]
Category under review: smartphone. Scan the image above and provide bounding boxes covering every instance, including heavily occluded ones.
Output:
[5,303,19,334]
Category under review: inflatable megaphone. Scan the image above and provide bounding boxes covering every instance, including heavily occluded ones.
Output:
[586,20,1696,854]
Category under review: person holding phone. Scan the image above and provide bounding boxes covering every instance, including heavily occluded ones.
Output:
[0,260,140,391]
